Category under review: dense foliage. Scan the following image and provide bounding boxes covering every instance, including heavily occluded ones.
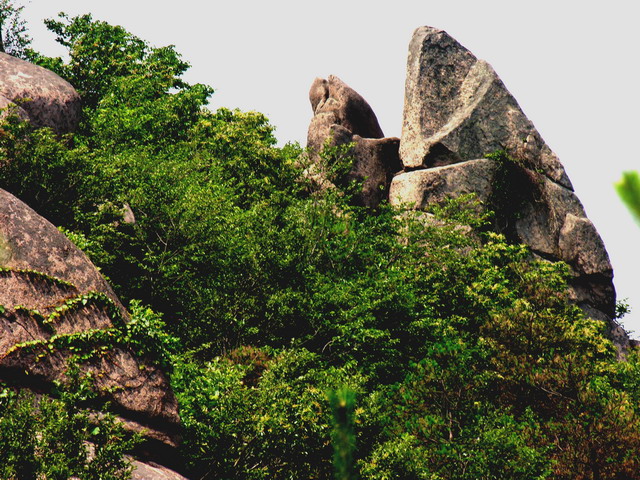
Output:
[2,9,640,480]
[0,365,138,479]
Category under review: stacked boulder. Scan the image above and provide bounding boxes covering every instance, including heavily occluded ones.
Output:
[307,75,401,208]
[307,26,624,349]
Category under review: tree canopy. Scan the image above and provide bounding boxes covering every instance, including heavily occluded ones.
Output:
[0,0,30,57]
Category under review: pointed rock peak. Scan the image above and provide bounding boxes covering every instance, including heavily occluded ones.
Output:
[400,26,572,189]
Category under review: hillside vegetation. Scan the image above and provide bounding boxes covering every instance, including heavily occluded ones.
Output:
[2,12,640,480]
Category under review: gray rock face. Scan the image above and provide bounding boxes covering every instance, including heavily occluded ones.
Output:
[0,52,81,134]
[400,26,571,189]
[389,158,497,209]
[390,26,623,349]
[307,75,402,208]
[559,214,612,276]
[0,188,180,459]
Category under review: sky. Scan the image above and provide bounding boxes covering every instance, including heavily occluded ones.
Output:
[19,0,640,336]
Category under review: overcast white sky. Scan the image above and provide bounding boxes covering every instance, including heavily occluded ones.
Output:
[21,0,640,336]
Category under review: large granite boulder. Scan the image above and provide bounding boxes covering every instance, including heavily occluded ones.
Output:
[307,75,402,208]
[390,27,623,350]
[0,188,181,467]
[400,27,570,189]
[0,52,81,134]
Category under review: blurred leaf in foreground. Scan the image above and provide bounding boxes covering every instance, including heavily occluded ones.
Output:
[616,171,640,224]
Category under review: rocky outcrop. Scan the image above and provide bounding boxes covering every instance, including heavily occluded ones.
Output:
[0,52,81,134]
[307,27,622,348]
[306,37,621,345]
[0,188,182,470]
[399,27,571,189]
[389,27,622,349]
[389,159,616,323]
[307,75,402,208]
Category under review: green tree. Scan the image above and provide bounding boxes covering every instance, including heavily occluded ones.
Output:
[0,0,31,58]
[29,12,212,142]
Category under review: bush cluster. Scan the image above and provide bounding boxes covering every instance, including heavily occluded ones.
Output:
[0,365,138,479]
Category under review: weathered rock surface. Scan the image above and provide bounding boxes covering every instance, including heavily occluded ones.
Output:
[558,214,612,277]
[309,76,385,139]
[0,188,123,312]
[390,160,616,323]
[0,52,81,134]
[0,188,181,464]
[307,75,402,207]
[389,158,497,209]
[400,26,571,189]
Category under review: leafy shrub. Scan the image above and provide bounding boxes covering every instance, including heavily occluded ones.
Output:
[173,348,366,479]
[0,369,138,479]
